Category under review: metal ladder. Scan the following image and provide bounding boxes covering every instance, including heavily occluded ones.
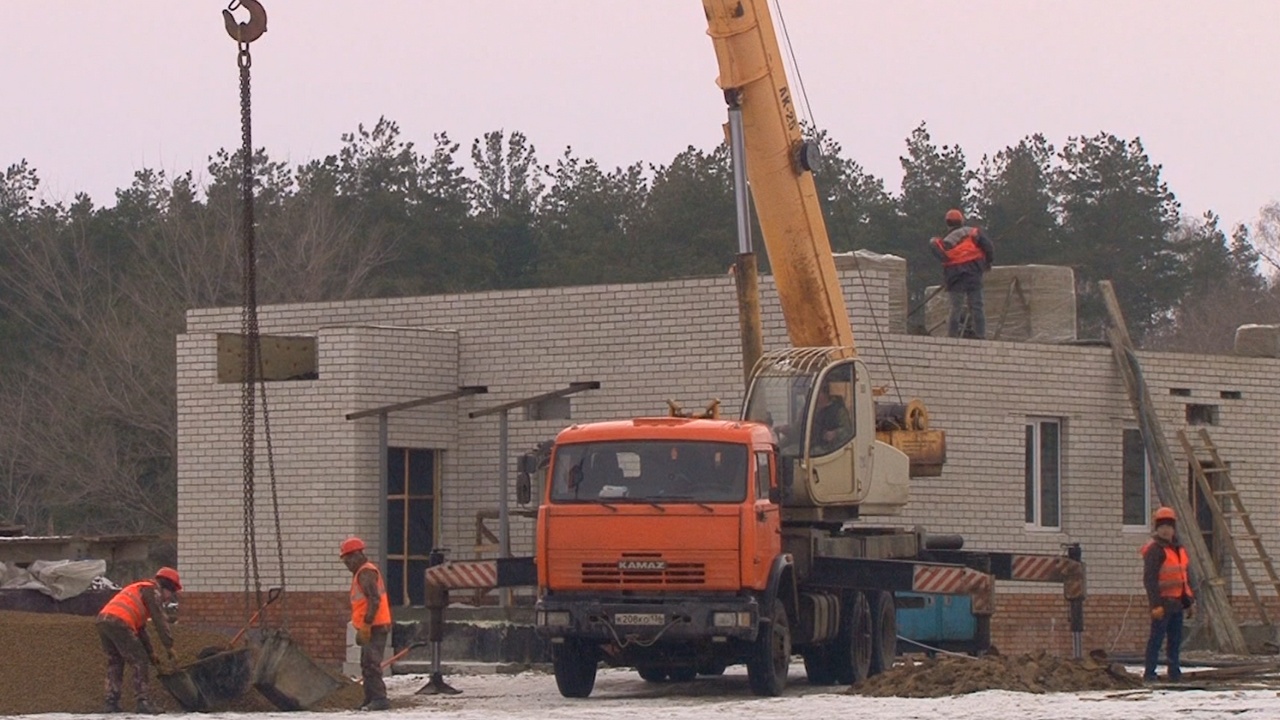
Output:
[1177,427,1280,626]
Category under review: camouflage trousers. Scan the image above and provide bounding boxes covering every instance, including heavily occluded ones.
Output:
[360,626,391,706]
[97,618,151,704]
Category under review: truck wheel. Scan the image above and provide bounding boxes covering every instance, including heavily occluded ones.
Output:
[838,591,872,685]
[747,604,791,697]
[637,666,667,683]
[553,639,598,698]
[669,667,697,682]
[869,590,897,676]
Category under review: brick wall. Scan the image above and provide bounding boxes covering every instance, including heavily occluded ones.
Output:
[992,594,1280,657]
[179,591,349,666]
[177,269,1280,657]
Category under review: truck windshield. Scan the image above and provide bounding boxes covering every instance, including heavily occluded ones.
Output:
[549,441,748,504]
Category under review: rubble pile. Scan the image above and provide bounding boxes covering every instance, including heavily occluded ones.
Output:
[852,651,1143,698]
[0,610,365,714]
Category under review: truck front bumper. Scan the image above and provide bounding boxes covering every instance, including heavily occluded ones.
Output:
[535,595,761,644]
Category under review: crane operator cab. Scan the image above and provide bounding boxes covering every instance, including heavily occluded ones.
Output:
[743,347,913,521]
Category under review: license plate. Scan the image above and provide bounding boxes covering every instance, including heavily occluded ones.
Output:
[614,613,665,626]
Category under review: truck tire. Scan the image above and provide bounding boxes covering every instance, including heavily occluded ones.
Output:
[869,590,897,676]
[553,639,598,698]
[836,591,872,686]
[637,666,667,683]
[747,604,791,697]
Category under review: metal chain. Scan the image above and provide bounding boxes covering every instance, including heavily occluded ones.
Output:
[258,364,288,628]
[237,37,264,623]
[229,0,283,631]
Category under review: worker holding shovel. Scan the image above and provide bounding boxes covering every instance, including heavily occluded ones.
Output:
[341,537,392,711]
[96,567,182,713]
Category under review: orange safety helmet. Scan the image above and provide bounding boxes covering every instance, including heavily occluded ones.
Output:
[155,566,182,592]
[945,208,965,225]
[340,536,366,557]
[1153,506,1177,524]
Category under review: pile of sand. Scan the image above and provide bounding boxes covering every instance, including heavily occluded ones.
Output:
[0,610,367,714]
[851,651,1142,698]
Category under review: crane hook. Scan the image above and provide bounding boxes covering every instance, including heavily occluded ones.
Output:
[223,0,268,44]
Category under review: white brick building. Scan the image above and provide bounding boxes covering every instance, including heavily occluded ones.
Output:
[176,269,1280,664]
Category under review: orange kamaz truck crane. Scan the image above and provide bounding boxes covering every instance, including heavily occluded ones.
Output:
[529,1,1086,697]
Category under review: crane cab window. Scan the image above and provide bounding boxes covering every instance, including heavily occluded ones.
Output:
[806,364,855,457]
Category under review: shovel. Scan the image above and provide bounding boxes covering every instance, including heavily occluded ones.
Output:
[229,587,284,646]
[197,587,283,658]
[358,641,428,683]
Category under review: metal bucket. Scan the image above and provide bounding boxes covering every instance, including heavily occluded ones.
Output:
[251,629,342,710]
[158,647,253,711]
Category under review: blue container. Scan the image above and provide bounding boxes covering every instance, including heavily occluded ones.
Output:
[896,592,976,646]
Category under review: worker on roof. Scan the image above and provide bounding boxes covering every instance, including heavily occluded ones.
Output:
[96,566,181,714]
[1141,507,1196,683]
[929,209,994,339]
[341,536,392,711]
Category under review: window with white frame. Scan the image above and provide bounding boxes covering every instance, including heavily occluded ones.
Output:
[1024,418,1061,528]
[1122,429,1151,526]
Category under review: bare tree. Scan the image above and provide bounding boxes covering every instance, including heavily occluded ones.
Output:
[1251,202,1280,278]
[0,172,391,534]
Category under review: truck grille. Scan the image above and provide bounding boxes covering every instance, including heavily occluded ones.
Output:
[580,556,706,586]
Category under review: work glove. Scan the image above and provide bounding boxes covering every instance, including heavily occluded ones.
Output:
[1150,605,1165,621]
[167,648,177,664]
[356,626,372,647]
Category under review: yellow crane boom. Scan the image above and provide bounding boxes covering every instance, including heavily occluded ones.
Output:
[702,0,855,354]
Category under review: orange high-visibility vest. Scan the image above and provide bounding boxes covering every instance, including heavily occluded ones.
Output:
[933,228,986,266]
[98,580,156,633]
[350,562,392,630]
[1141,540,1193,599]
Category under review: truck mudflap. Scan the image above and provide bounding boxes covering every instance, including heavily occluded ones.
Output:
[535,595,761,646]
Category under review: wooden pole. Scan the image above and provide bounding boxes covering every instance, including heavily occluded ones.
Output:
[1100,280,1247,654]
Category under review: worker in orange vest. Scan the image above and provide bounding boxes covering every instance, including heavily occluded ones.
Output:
[96,567,181,713]
[929,209,994,339]
[341,536,392,711]
[1142,507,1196,682]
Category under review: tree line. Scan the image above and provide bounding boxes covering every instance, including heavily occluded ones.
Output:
[1,117,1278,535]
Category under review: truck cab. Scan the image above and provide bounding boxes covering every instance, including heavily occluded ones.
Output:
[534,418,787,697]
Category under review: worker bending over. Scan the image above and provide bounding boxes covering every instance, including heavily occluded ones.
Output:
[96,567,182,713]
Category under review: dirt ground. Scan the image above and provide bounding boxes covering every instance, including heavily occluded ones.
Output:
[0,610,367,714]
[851,651,1144,698]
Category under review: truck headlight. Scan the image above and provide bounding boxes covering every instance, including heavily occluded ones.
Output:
[538,610,571,627]
[713,612,751,628]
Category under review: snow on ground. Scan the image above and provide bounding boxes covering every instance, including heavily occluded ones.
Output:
[17,667,1280,719]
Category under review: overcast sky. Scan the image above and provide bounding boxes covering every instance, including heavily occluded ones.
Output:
[5,1,1278,233]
